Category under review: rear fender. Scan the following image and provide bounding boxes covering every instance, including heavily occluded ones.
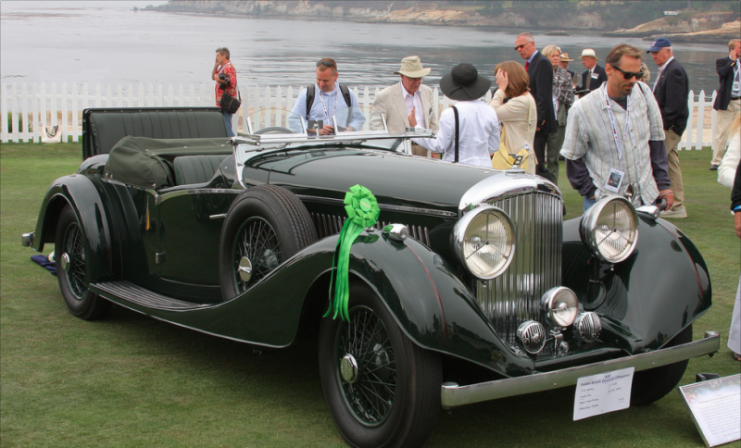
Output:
[33,174,115,283]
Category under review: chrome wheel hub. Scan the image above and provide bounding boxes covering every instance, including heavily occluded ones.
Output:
[238,256,253,283]
[340,354,359,384]
[61,252,71,272]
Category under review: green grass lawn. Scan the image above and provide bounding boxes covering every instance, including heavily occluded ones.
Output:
[1,142,740,448]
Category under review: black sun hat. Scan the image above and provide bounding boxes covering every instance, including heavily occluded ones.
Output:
[440,63,491,101]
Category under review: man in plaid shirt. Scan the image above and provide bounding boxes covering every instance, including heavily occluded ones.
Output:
[561,44,674,212]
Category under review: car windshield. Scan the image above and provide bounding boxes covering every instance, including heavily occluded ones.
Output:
[236,106,433,156]
[247,108,306,135]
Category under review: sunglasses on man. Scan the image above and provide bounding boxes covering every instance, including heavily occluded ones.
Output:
[611,64,645,80]
[316,60,336,68]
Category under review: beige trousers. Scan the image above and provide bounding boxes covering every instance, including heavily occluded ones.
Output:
[712,99,741,166]
[665,129,685,211]
[411,143,428,157]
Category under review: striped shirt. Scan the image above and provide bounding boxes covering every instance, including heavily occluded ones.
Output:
[560,81,665,205]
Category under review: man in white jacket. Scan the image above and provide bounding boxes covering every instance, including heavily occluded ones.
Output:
[371,56,439,156]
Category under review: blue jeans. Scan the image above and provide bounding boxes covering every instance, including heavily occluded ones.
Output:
[583,196,597,212]
[223,111,235,137]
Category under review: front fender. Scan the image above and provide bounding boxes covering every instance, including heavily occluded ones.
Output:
[129,230,533,376]
[33,174,115,283]
[562,214,712,353]
[343,232,534,377]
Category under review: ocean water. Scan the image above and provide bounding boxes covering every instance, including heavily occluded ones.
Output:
[0,1,729,96]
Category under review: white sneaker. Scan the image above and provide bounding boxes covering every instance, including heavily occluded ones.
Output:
[661,206,687,219]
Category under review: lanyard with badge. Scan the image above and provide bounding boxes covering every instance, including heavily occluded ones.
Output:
[733,59,740,93]
[317,88,338,121]
[601,83,634,196]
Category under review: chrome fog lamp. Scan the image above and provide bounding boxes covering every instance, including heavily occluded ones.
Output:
[580,196,639,264]
[573,312,602,344]
[517,321,547,355]
[541,287,578,328]
[453,206,515,280]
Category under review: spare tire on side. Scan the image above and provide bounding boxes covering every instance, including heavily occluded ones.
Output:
[218,185,318,300]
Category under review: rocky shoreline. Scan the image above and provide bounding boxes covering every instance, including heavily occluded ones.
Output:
[148,1,740,40]
[603,12,740,42]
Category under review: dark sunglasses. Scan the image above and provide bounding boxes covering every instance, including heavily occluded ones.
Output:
[611,64,644,80]
[316,60,336,68]
[514,44,526,51]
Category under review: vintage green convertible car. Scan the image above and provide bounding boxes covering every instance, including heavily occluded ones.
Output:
[23,106,719,448]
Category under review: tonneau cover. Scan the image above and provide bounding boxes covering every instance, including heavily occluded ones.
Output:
[105,136,232,189]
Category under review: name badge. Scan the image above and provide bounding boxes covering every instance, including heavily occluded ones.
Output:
[591,73,600,79]
[733,79,740,92]
[605,168,625,194]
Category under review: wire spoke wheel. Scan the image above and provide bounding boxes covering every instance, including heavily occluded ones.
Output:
[63,222,88,299]
[336,305,396,426]
[218,185,317,301]
[55,205,110,320]
[319,283,441,448]
[233,217,281,294]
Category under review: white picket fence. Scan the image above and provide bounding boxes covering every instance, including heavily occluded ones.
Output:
[0,82,719,150]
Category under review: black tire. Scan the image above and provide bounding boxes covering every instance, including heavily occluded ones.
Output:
[55,205,111,320]
[318,283,441,448]
[630,324,692,406]
[218,185,317,299]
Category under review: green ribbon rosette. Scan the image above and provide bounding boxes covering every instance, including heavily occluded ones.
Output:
[325,184,380,321]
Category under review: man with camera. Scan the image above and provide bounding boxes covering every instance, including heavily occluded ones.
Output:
[212,47,238,137]
[290,58,365,135]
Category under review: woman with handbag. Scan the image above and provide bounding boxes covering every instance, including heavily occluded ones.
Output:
[212,47,240,137]
[489,61,537,174]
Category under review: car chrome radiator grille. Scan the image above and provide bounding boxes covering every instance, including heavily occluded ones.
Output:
[476,192,563,346]
[310,213,431,246]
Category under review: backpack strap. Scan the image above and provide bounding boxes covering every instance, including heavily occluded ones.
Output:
[338,84,352,107]
[452,106,460,164]
[305,84,315,120]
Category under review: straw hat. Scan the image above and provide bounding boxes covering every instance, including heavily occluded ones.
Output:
[439,63,491,101]
[393,56,431,78]
[580,49,599,60]
[560,53,574,62]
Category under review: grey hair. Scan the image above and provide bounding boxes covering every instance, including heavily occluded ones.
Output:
[516,32,534,43]
[216,47,230,60]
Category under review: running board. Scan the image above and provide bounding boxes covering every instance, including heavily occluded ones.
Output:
[90,281,211,311]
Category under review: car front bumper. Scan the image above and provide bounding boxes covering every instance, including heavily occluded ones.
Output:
[441,330,720,409]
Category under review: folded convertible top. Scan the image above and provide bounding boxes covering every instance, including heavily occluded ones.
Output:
[105,136,232,189]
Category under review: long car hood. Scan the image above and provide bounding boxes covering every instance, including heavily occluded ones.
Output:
[246,147,507,213]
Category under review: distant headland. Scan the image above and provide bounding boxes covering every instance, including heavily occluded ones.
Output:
[145,1,740,42]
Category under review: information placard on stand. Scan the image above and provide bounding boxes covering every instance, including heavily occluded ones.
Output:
[678,374,741,447]
[573,367,634,421]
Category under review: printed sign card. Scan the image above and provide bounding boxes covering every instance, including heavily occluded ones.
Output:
[573,367,634,421]
[678,374,741,447]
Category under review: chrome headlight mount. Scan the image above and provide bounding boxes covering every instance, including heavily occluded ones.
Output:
[580,195,639,264]
[453,205,516,280]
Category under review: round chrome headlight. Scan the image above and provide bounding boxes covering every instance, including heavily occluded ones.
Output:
[453,206,516,280]
[541,287,579,327]
[580,196,639,264]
